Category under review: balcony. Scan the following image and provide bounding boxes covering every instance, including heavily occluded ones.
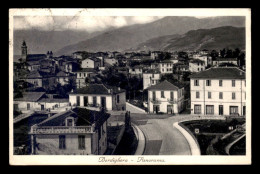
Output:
[167,99,177,104]
[30,126,94,134]
[149,98,161,104]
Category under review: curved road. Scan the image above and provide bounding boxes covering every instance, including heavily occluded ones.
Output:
[132,115,192,155]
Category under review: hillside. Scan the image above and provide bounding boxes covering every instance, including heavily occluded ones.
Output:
[134,26,245,51]
[56,16,245,55]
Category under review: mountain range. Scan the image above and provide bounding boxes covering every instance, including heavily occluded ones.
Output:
[13,16,245,56]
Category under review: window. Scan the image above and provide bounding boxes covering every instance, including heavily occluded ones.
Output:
[79,73,81,77]
[93,96,97,106]
[117,95,120,103]
[152,91,156,101]
[152,74,154,78]
[206,80,211,86]
[84,96,88,106]
[208,92,211,99]
[219,80,223,87]
[59,135,66,149]
[230,106,239,115]
[198,68,199,71]
[78,135,85,150]
[219,92,223,99]
[232,80,236,87]
[232,92,236,100]
[194,105,201,114]
[194,80,199,86]
[196,92,200,98]
[76,96,80,106]
[67,119,73,126]
[161,91,165,98]
[170,91,174,101]
[206,105,214,115]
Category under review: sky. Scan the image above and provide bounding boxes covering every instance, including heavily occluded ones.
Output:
[14,16,166,32]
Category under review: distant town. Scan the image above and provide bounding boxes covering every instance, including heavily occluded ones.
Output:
[13,40,246,156]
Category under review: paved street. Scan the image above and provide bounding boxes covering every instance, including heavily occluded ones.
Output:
[132,115,192,155]
[109,113,194,155]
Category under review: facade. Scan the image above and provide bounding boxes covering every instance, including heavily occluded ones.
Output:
[147,80,185,114]
[143,69,161,90]
[29,108,110,155]
[13,92,70,113]
[189,59,206,72]
[128,65,143,78]
[75,69,97,89]
[56,71,76,86]
[81,58,101,69]
[189,67,246,116]
[159,60,174,74]
[212,58,238,67]
[69,84,126,111]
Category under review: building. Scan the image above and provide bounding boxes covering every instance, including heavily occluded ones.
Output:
[189,59,206,73]
[128,65,143,78]
[159,60,174,74]
[29,107,110,155]
[75,68,98,89]
[81,58,101,69]
[69,84,126,111]
[147,80,185,114]
[143,69,161,90]
[104,57,118,66]
[212,58,238,67]
[189,67,246,116]
[151,51,163,60]
[56,71,76,86]
[13,92,70,113]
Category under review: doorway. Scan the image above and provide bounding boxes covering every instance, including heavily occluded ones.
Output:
[101,97,106,109]
[153,105,160,114]
[41,104,45,111]
[219,105,223,115]
[167,105,173,114]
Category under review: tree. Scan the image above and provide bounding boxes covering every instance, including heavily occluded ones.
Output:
[178,51,188,59]
[210,50,219,60]
[226,49,233,58]
[220,48,226,58]
[233,48,241,58]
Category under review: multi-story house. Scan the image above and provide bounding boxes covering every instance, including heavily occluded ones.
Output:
[189,67,246,116]
[56,71,76,86]
[189,59,206,73]
[151,61,173,74]
[69,84,126,111]
[29,107,110,155]
[143,69,161,90]
[75,68,98,89]
[147,80,185,114]
[212,58,238,67]
[81,57,101,69]
[128,65,143,78]
[14,92,70,113]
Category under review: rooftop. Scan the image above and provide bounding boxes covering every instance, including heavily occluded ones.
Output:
[215,58,238,61]
[189,67,245,79]
[147,80,181,91]
[70,84,125,95]
[37,108,110,128]
[189,59,205,64]
[14,92,45,102]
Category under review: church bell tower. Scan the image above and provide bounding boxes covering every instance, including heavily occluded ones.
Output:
[21,40,27,61]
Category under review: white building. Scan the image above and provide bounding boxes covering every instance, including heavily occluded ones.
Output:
[69,84,126,111]
[128,65,143,78]
[81,58,101,69]
[75,68,97,89]
[29,108,110,155]
[212,58,238,67]
[189,67,246,116]
[143,69,161,90]
[189,59,206,73]
[147,80,185,114]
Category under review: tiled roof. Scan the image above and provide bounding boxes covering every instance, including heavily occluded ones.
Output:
[38,108,110,128]
[14,92,45,102]
[189,59,205,64]
[38,98,69,103]
[189,67,245,79]
[215,58,237,61]
[26,54,47,61]
[75,68,97,73]
[147,80,180,91]
[27,61,40,66]
[70,84,125,95]
[143,69,160,74]
[56,71,75,77]
[26,70,52,79]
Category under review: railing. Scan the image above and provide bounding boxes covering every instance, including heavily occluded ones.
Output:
[149,98,161,104]
[30,126,94,134]
[167,99,177,104]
